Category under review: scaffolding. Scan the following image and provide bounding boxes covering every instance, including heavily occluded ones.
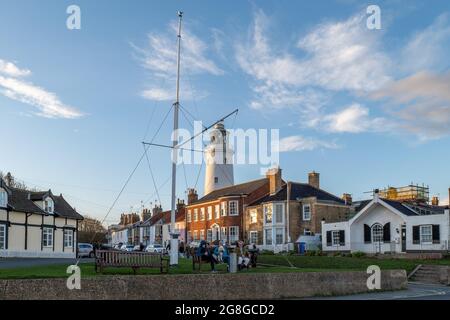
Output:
[379,184,429,203]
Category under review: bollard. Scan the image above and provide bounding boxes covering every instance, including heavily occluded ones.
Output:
[229,252,237,273]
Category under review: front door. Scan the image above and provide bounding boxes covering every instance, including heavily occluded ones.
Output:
[212,225,220,242]
[401,225,407,252]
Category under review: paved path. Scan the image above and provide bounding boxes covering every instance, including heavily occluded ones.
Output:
[305,282,450,300]
[0,258,93,269]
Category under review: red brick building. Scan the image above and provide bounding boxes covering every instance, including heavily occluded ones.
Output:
[185,176,271,244]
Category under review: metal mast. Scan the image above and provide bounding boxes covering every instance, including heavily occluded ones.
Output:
[169,11,183,266]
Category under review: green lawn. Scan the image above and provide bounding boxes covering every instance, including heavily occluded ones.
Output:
[2,255,450,279]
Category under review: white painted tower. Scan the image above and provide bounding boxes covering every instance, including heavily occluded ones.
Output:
[204,121,234,195]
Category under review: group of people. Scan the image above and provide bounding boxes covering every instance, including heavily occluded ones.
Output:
[194,240,259,272]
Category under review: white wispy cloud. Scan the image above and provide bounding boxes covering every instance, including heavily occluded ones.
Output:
[371,71,450,140]
[0,63,83,119]
[0,59,31,77]
[135,21,223,102]
[277,135,339,152]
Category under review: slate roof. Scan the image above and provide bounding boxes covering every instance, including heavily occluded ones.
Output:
[192,178,269,204]
[5,187,83,220]
[248,182,345,206]
[356,197,446,216]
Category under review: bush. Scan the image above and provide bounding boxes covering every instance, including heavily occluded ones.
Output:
[260,250,275,255]
[333,252,342,257]
[305,250,317,256]
[352,251,366,258]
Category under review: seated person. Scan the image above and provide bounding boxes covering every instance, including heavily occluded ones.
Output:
[213,241,230,265]
[236,241,250,270]
[195,241,217,272]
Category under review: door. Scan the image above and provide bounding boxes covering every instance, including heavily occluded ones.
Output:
[401,225,406,252]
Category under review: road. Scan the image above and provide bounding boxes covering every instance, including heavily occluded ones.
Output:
[305,282,450,300]
[0,257,94,269]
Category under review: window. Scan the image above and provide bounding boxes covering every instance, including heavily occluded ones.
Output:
[229,200,239,216]
[264,205,272,224]
[0,224,6,249]
[193,230,198,241]
[42,227,53,247]
[265,229,272,245]
[250,209,257,224]
[200,208,205,221]
[249,231,258,244]
[187,231,192,242]
[207,206,212,220]
[332,230,340,246]
[221,202,227,217]
[64,229,73,247]
[44,198,54,214]
[229,226,239,243]
[194,209,198,222]
[221,227,228,242]
[214,177,219,184]
[187,210,192,223]
[372,224,383,243]
[275,228,284,245]
[420,225,432,244]
[0,189,7,207]
[274,203,283,223]
[200,230,205,240]
[207,229,212,242]
[302,204,311,221]
[214,205,220,219]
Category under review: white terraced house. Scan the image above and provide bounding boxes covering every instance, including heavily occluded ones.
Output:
[0,177,84,258]
[322,191,450,254]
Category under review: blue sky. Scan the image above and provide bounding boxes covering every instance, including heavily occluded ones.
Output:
[1,0,449,223]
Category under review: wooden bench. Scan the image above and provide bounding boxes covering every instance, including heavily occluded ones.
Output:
[95,250,169,274]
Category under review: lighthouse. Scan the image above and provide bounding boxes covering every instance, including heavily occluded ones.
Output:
[204,121,234,195]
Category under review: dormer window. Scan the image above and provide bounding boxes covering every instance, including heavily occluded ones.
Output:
[44,198,54,214]
[0,188,7,208]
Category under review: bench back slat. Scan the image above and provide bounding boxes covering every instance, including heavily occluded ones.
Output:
[96,250,163,267]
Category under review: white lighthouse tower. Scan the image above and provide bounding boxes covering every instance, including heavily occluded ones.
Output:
[204,121,234,195]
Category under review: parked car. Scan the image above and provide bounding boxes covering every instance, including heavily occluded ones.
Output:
[133,245,142,251]
[145,244,164,253]
[78,243,94,258]
[120,244,135,252]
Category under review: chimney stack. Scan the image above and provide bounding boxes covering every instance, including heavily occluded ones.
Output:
[308,171,320,189]
[177,198,185,210]
[342,193,352,205]
[141,208,151,222]
[152,204,162,217]
[431,196,439,206]
[187,188,198,205]
[5,172,13,187]
[266,167,282,195]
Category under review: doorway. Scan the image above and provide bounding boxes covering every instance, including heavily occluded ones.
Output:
[401,224,407,252]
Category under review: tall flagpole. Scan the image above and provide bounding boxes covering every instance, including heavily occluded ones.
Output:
[170,11,183,266]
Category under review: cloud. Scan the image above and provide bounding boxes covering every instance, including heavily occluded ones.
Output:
[0,59,31,77]
[371,72,450,140]
[135,21,223,101]
[277,135,339,152]
[0,74,83,119]
[322,104,388,133]
[401,14,450,73]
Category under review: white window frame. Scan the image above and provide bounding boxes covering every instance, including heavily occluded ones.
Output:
[372,223,384,243]
[221,202,227,217]
[250,209,257,224]
[187,210,192,223]
[221,227,228,242]
[200,208,205,221]
[0,189,7,208]
[229,226,239,243]
[193,230,198,241]
[200,229,205,240]
[44,197,54,214]
[187,231,192,242]
[194,209,198,222]
[331,230,340,246]
[275,227,284,245]
[302,204,311,221]
[274,203,284,224]
[207,229,212,242]
[214,205,220,219]
[264,204,272,224]
[42,227,53,247]
[264,228,272,245]
[207,206,212,220]
[64,229,73,248]
[304,228,312,236]
[0,223,6,250]
[249,231,258,244]
[228,200,239,216]
[420,225,433,244]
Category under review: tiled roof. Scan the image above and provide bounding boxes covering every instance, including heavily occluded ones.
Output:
[192,178,269,204]
[53,195,84,220]
[249,182,345,206]
[382,198,445,216]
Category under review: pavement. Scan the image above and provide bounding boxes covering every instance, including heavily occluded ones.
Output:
[0,257,94,269]
[305,282,450,300]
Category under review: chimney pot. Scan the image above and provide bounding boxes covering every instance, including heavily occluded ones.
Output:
[187,188,198,205]
[342,193,352,205]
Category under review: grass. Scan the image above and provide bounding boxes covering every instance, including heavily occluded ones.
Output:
[2,255,450,279]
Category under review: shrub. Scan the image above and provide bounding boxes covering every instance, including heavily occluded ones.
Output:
[305,250,317,256]
[352,251,366,258]
[333,252,341,257]
[260,250,275,255]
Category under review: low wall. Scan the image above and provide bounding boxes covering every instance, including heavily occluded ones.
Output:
[0,270,407,300]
